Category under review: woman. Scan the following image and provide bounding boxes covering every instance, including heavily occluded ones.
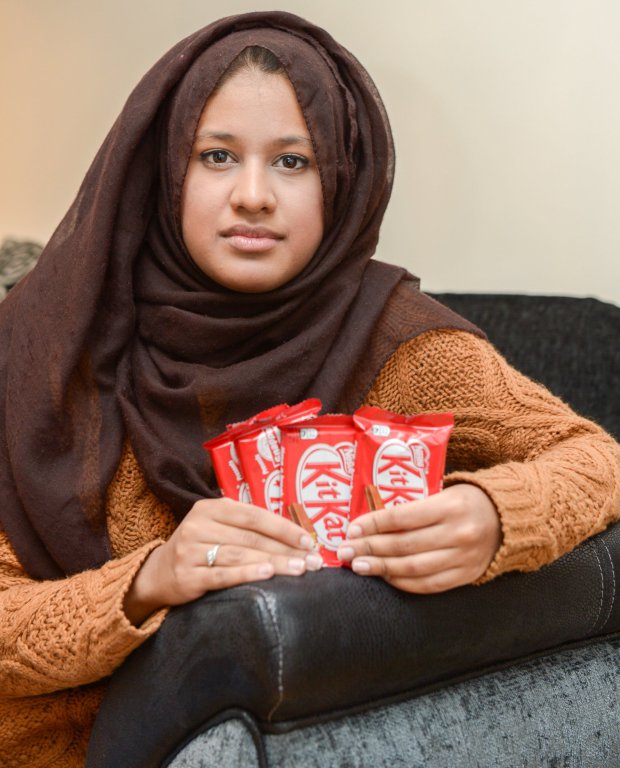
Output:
[1,11,618,766]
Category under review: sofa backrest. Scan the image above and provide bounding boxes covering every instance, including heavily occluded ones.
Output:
[431,293,620,440]
[0,239,42,299]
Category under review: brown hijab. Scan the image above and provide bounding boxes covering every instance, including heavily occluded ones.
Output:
[0,11,480,579]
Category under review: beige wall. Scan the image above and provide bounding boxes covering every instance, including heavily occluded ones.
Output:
[1,0,619,303]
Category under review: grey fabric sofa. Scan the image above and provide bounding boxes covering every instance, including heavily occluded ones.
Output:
[84,292,620,767]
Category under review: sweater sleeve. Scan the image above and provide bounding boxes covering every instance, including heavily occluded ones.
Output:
[0,531,168,697]
[366,329,620,581]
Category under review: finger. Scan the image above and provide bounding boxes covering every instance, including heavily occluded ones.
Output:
[348,497,444,538]
[197,518,313,558]
[338,526,446,561]
[200,561,278,592]
[197,499,315,550]
[349,549,458,580]
[201,543,323,574]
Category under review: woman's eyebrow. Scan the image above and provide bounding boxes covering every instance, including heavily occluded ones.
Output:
[194,130,312,147]
[195,130,235,142]
[276,135,313,147]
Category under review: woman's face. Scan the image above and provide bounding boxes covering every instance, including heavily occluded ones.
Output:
[181,68,324,293]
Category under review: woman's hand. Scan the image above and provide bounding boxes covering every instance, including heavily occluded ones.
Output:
[124,497,321,625]
[337,484,501,594]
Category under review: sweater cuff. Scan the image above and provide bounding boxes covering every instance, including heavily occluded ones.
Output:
[81,541,169,677]
[444,463,557,583]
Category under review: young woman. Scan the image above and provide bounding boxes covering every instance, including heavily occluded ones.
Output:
[1,11,618,766]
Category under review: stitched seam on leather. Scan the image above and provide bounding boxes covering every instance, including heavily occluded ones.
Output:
[211,588,285,720]
[596,538,616,631]
[587,545,606,634]
[250,590,284,722]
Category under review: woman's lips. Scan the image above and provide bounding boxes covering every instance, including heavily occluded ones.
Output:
[221,226,283,253]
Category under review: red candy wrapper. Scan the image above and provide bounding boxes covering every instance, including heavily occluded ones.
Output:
[281,416,356,567]
[351,407,454,518]
[203,423,254,503]
[204,404,292,502]
[225,403,289,431]
[205,401,454,570]
[235,399,322,514]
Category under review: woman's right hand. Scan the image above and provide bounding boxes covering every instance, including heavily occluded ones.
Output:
[124,497,321,625]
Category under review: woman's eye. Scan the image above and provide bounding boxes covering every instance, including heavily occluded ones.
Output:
[200,149,233,165]
[275,154,309,170]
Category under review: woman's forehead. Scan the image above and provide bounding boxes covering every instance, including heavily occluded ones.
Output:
[194,69,312,144]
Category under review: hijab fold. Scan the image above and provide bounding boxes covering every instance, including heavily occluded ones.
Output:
[0,11,480,579]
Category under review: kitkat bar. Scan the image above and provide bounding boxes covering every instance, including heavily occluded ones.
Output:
[203,422,255,503]
[351,407,454,518]
[204,403,295,502]
[280,415,356,566]
[235,398,322,515]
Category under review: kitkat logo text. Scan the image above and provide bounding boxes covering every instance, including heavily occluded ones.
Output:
[372,438,430,505]
[296,442,355,549]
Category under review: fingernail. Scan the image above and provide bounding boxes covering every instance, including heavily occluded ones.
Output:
[257,563,273,578]
[352,559,370,574]
[305,553,323,571]
[300,534,315,550]
[347,525,362,539]
[337,546,355,562]
[288,558,306,573]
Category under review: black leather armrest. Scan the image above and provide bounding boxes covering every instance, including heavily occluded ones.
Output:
[87,522,620,768]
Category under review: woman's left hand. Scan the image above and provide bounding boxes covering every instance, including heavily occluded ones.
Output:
[337,484,502,593]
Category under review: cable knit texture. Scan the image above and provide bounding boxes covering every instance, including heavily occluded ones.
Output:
[1,330,619,766]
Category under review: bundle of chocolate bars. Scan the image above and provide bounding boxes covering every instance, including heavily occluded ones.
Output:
[204,400,453,567]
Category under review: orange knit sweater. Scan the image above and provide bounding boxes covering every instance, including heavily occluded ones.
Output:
[1,330,619,767]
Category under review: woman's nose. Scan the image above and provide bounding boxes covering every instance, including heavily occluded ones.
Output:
[230,161,276,213]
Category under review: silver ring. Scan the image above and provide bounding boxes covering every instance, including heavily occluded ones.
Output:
[206,544,221,567]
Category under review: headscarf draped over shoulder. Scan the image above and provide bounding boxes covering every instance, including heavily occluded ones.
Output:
[0,11,480,578]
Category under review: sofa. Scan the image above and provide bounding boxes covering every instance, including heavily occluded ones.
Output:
[3,241,618,767]
[82,291,620,767]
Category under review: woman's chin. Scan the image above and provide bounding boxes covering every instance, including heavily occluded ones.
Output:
[212,267,295,294]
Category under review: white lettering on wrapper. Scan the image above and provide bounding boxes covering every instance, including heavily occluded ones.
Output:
[228,443,244,482]
[296,442,355,550]
[239,482,252,505]
[300,428,319,440]
[372,438,430,506]
[257,427,282,465]
[264,470,282,514]
[371,424,391,437]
